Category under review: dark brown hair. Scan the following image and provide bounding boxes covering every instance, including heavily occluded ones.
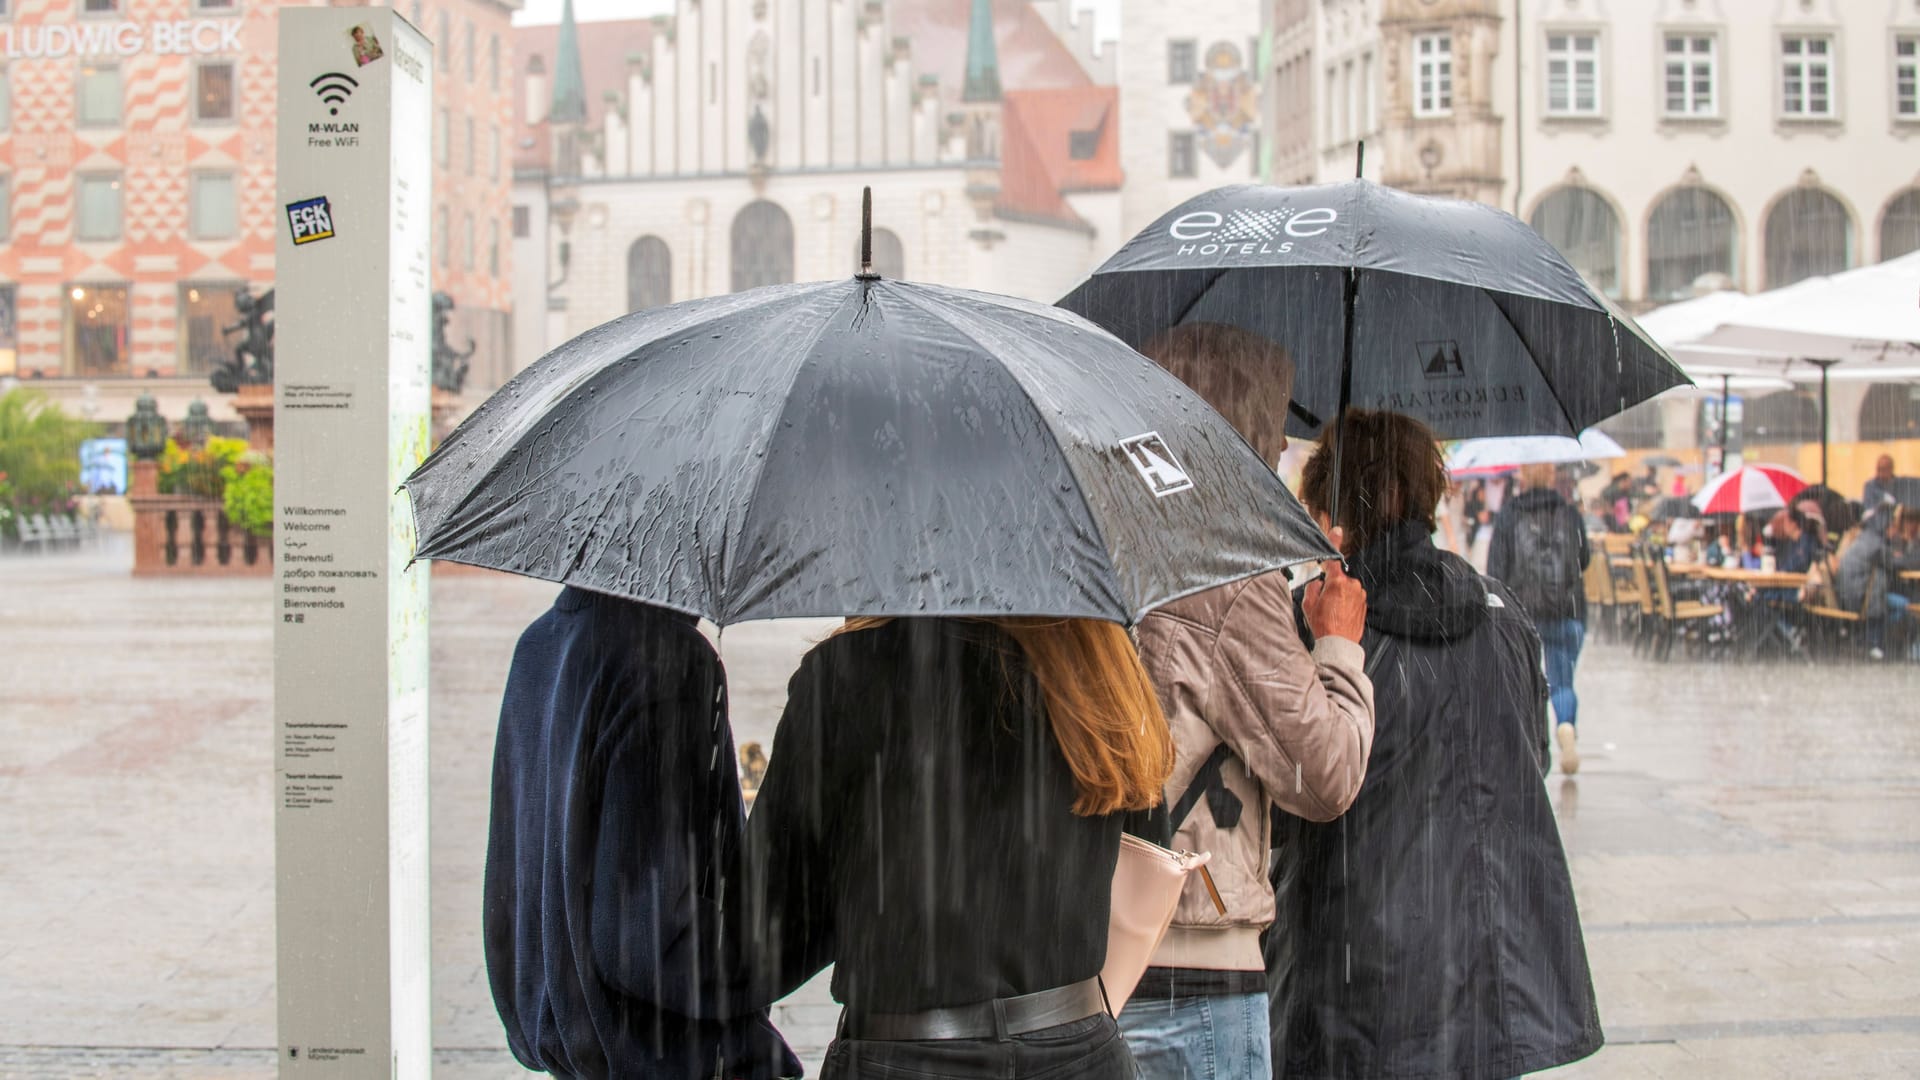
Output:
[1299,408,1447,555]
[1140,322,1295,465]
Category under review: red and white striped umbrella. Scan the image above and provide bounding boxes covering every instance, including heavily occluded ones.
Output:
[1691,464,1808,515]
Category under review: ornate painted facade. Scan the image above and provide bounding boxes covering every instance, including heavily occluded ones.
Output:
[0,0,515,426]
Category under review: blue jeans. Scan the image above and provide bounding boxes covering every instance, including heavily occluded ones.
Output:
[1536,618,1584,728]
[1117,991,1270,1080]
[1874,592,1912,652]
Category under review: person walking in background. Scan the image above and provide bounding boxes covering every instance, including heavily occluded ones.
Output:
[1487,462,1591,776]
[484,588,797,1080]
[739,616,1170,1079]
[1268,409,1603,1080]
[1117,324,1376,1080]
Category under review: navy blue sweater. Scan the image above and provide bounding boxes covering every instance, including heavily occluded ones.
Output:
[483,587,799,1079]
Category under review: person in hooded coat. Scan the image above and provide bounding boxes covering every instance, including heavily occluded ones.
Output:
[484,587,799,1080]
[1265,409,1602,1080]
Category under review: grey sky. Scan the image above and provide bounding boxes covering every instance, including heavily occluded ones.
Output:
[511,0,1124,45]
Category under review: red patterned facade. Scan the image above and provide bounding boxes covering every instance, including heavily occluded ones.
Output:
[0,0,516,426]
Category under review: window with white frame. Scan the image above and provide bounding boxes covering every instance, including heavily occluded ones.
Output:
[1897,35,1918,120]
[76,173,122,241]
[1545,31,1601,116]
[1663,33,1717,117]
[1414,33,1452,117]
[77,65,120,126]
[0,173,10,240]
[435,108,449,167]
[190,172,237,240]
[1780,34,1834,117]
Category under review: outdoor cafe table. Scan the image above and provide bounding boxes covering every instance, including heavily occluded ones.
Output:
[1697,566,1811,590]
[1664,564,1813,661]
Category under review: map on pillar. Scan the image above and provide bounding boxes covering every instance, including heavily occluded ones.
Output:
[1188,41,1260,170]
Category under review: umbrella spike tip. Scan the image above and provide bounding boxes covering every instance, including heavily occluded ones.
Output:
[858,185,876,279]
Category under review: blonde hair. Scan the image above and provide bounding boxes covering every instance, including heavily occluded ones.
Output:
[1516,463,1559,492]
[837,616,1173,816]
[1140,322,1295,465]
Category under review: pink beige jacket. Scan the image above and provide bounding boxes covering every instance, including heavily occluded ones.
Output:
[1135,569,1376,972]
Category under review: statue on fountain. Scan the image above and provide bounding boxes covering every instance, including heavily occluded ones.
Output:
[209,286,275,393]
[432,291,476,395]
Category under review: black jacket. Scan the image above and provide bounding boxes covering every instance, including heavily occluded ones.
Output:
[483,588,798,1080]
[1486,488,1591,623]
[739,618,1121,1015]
[1267,523,1602,1080]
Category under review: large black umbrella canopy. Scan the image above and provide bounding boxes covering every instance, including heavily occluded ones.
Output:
[1058,180,1689,442]
[403,276,1334,626]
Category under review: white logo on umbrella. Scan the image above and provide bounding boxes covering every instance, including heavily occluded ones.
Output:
[1121,432,1195,497]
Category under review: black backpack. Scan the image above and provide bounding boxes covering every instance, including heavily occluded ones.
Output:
[1507,507,1579,618]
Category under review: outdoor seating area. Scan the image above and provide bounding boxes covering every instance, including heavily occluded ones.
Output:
[0,511,104,555]
[1589,528,1920,664]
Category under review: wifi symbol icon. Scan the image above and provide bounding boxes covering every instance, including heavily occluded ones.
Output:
[310,72,359,116]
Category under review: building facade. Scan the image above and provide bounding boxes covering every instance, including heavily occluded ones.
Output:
[1116,0,1264,234]
[0,0,516,428]
[510,0,1124,368]
[1261,0,1920,447]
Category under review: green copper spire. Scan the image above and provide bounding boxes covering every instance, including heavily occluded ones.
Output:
[550,0,588,124]
[961,0,1001,103]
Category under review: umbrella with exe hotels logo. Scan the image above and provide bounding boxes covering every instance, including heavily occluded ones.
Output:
[1058,174,1689,445]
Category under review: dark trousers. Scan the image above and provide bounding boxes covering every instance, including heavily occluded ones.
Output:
[822,1014,1133,1080]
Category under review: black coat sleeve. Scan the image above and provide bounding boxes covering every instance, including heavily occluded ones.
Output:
[737,656,840,1005]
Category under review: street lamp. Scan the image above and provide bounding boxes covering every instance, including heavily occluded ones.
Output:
[126,393,169,460]
[181,399,213,447]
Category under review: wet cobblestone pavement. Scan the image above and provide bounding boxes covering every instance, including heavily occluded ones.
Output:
[2,541,1916,1077]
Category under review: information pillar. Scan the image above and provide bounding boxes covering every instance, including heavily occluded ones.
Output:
[273,9,434,1075]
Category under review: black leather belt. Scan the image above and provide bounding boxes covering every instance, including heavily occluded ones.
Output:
[840,977,1106,1041]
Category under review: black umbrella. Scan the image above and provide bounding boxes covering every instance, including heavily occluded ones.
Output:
[403,234,1332,627]
[1058,177,1689,444]
[1649,496,1699,522]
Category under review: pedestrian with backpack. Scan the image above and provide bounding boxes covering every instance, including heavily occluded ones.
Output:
[1487,463,1592,775]
[1117,323,1377,1080]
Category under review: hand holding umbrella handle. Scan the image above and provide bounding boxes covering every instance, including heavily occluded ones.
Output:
[1303,528,1367,643]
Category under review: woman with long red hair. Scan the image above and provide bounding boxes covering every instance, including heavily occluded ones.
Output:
[738,615,1173,1079]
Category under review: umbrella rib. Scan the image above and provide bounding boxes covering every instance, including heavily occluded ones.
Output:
[1484,290,1588,438]
[1165,267,1233,329]
[407,287,841,534]
[711,288,862,624]
[889,285,1128,619]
